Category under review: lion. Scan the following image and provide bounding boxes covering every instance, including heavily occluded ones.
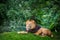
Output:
[25,19,53,37]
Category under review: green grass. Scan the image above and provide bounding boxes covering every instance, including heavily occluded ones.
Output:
[0,32,59,40]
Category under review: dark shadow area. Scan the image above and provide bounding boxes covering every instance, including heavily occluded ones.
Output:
[51,18,60,32]
[0,13,4,26]
[0,0,9,33]
[0,0,7,4]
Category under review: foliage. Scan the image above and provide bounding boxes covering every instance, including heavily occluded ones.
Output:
[0,0,60,32]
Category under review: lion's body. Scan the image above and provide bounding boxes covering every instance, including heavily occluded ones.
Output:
[26,19,53,37]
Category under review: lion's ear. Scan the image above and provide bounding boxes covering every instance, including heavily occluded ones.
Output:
[26,19,36,24]
[31,20,36,24]
[31,20,35,22]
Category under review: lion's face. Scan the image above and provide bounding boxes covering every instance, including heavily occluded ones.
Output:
[26,20,36,31]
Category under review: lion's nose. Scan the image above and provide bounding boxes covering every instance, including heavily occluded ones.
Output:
[26,26,30,30]
[26,26,31,30]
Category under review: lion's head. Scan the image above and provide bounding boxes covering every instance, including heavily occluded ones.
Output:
[26,19,36,31]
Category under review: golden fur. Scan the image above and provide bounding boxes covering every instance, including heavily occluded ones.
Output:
[26,19,53,37]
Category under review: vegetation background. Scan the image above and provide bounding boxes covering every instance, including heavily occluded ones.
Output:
[0,0,60,32]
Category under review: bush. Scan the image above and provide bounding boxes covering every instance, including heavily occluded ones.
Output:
[0,0,60,32]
